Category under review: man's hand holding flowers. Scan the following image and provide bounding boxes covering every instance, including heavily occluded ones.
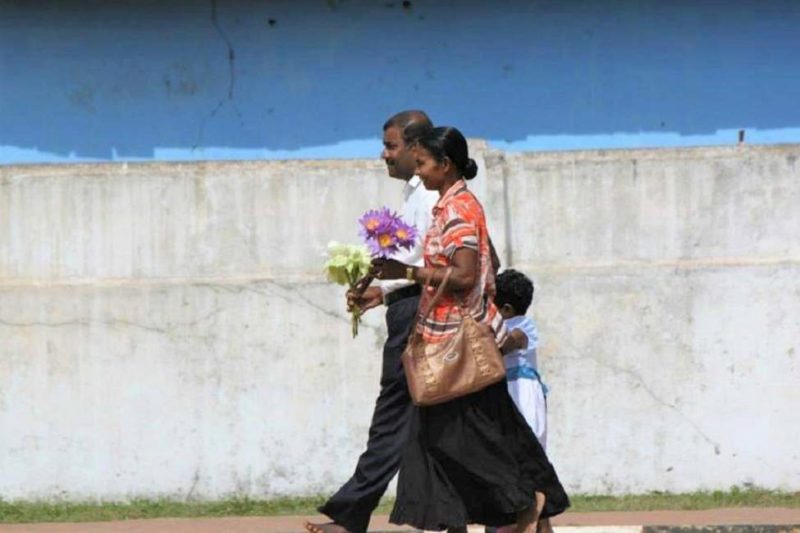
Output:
[346,285,383,314]
[326,207,418,338]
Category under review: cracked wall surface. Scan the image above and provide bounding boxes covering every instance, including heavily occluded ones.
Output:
[1,144,799,499]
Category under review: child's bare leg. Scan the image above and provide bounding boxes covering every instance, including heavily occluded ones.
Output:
[515,491,546,533]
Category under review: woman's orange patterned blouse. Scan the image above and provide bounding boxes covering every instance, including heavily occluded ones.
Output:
[417,179,507,346]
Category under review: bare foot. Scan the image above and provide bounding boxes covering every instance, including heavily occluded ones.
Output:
[515,491,546,533]
[303,522,351,533]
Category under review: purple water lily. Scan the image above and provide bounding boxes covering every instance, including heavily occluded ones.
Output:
[358,206,417,258]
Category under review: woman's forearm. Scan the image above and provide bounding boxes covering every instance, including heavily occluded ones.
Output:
[409,248,479,290]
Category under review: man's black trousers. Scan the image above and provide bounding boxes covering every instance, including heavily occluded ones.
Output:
[318,294,419,533]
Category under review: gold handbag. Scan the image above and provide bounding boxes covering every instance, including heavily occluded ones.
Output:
[401,267,506,406]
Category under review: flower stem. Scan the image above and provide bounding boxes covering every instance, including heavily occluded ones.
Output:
[351,305,361,338]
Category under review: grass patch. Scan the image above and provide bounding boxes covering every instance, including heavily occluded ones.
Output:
[1,488,799,524]
[568,487,800,512]
[0,496,329,524]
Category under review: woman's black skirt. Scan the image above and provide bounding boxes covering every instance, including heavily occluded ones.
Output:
[390,380,570,530]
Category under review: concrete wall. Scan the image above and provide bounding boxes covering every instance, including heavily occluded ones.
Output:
[1,143,799,501]
[2,0,800,164]
[485,146,800,493]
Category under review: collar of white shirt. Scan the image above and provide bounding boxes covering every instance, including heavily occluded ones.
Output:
[380,175,435,300]
[403,175,422,199]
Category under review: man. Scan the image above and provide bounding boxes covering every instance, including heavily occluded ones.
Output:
[305,110,439,533]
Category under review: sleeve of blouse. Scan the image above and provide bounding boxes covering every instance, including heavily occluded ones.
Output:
[440,204,479,259]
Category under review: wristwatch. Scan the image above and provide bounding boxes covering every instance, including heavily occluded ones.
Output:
[406,266,415,281]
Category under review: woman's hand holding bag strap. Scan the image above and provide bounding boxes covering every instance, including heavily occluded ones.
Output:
[401,267,506,406]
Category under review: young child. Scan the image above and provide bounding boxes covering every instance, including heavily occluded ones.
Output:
[494,269,553,533]
[496,269,548,447]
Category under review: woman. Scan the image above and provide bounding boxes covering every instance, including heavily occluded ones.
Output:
[373,126,569,533]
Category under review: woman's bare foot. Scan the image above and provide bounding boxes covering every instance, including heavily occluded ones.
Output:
[303,522,350,533]
[515,491,546,533]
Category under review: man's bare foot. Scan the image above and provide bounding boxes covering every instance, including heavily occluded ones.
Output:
[303,521,350,533]
[515,491,546,533]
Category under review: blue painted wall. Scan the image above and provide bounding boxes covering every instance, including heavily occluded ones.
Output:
[1,0,799,163]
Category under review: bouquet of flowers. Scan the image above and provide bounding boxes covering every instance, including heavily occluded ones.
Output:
[324,207,418,338]
[324,241,372,337]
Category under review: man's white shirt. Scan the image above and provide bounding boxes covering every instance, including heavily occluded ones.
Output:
[380,175,439,300]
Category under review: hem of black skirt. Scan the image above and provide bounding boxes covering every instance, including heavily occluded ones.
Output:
[529,495,571,520]
[390,503,468,531]
[390,488,569,529]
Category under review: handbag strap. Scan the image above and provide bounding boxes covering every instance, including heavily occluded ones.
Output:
[408,267,453,344]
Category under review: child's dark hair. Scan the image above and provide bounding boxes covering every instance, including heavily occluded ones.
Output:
[495,269,534,315]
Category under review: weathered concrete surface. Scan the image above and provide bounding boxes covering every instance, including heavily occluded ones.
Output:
[1,144,799,500]
[489,146,800,494]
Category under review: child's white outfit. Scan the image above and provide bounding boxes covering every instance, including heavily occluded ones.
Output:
[489,316,551,533]
[503,315,548,450]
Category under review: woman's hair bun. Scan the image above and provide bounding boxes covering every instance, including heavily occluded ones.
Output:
[463,158,478,180]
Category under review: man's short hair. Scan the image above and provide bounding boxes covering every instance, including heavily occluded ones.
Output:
[383,109,432,133]
[495,269,534,316]
[402,121,434,145]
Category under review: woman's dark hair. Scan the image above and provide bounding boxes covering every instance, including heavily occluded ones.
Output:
[415,126,478,180]
[494,269,534,316]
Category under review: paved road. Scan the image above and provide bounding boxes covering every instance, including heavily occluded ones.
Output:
[2,508,800,533]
